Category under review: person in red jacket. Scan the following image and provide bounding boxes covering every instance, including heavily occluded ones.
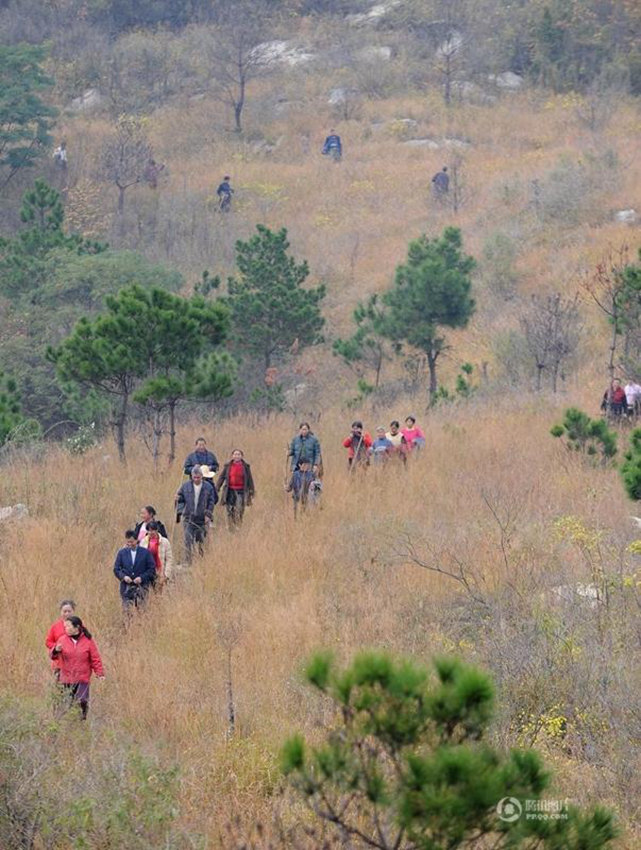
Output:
[45,599,76,680]
[217,449,256,529]
[50,616,104,719]
[342,420,372,470]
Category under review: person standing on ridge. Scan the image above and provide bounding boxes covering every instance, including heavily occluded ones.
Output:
[322,129,342,162]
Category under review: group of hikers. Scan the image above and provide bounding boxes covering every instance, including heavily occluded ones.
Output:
[601,378,641,417]
[43,416,426,718]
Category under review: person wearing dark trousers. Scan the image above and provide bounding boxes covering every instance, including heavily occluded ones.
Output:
[183,437,219,477]
[216,449,255,530]
[176,465,218,560]
[134,505,168,542]
[113,530,157,611]
[50,616,104,719]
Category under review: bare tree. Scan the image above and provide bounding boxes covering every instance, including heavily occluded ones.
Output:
[581,245,631,406]
[207,3,274,133]
[98,116,153,220]
[520,293,582,392]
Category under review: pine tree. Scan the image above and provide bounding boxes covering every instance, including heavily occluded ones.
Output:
[383,227,476,399]
[282,651,617,850]
[227,225,325,371]
[333,293,392,390]
[0,44,57,187]
[50,286,233,462]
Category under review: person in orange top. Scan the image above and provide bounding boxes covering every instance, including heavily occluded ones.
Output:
[45,599,76,680]
[50,616,104,719]
[140,520,175,583]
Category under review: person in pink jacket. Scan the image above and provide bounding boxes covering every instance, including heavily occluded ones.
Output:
[51,616,104,719]
[401,416,426,451]
[45,599,76,679]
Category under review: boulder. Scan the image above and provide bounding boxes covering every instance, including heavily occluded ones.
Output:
[251,40,314,67]
[615,209,637,224]
[552,582,601,608]
[0,503,29,522]
[69,88,103,112]
[357,45,392,62]
[403,138,440,148]
[328,87,359,106]
[489,71,524,90]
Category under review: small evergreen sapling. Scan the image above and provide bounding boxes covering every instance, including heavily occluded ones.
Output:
[550,408,617,463]
[282,651,617,850]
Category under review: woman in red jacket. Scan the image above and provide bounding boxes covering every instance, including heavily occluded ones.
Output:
[45,599,76,680]
[51,616,104,719]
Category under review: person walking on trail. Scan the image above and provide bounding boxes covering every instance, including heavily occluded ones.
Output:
[143,158,165,189]
[183,437,219,477]
[286,458,320,516]
[386,420,409,463]
[601,379,626,417]
[370,426,394,464]
[624,379,641,416]
[53,141,68,170]
[288,422,322,472]
[322,129,342,162]
[140,521,175,584]
[134,505,168,542]
[401,416,426,451]
[176,466,217,559]
[217,449,255,529]
[113,530,157,610]
[432,166,449,196]
[45,599,77,680]
[343,420,372,470]
[50,616,104,719]
[217,176,234,211]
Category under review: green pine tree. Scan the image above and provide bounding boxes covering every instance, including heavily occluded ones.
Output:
[0,44,57,186]
[383,227,476,400]
[333,293,392,390]
[227,225,326,370]
[282,651,617,850]
[550,407,617,464]
[50,285,233,462]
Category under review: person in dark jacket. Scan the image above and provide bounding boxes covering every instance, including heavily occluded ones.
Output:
[176,465,218,560]
[216,176,233,211]
[134,505,168,542]
[113,530,157,610]
[432,166,449,196]
[183,437,219,476]
[285,458,320,517]
[217,450,255,529]
[322,129,342,161]
[288,422,322,472]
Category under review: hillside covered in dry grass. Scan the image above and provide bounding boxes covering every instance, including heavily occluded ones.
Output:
[1,0,641,846]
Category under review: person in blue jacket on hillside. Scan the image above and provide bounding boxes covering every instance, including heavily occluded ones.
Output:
[183,437,219,477]
[288,422,322,472]
[322,129,342,161]
[113,530,157,612]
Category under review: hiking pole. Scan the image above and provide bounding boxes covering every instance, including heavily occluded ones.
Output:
[348,432,364,475]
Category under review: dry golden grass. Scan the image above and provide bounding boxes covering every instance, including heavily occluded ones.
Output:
[2,387,640,844]
[6,76,640,846]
